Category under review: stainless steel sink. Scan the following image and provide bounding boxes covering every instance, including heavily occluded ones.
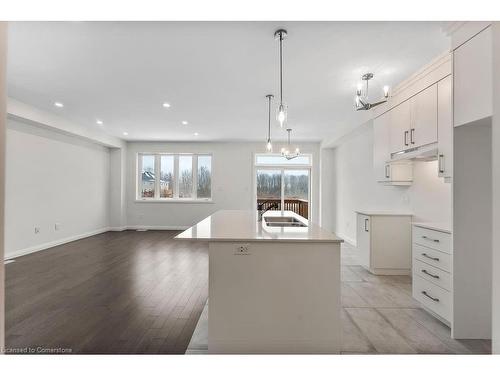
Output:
[264,216,307,227]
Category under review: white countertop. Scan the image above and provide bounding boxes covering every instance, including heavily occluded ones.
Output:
[412,222,452,234]
[355,210,413,216]
[174,210,343,243]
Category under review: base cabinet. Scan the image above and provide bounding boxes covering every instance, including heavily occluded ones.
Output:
[356,212,412,275]
[412,224,453,326]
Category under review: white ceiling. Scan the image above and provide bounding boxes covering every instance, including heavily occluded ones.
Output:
[7,22,450,143]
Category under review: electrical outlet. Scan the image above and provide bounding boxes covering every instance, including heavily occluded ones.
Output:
[234,244,250,255]
[34,226,40,234]
[55,223,61,231]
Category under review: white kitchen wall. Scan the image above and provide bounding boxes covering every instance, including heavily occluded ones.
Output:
[4,118,111,258]
[325,122,451,244]
[126,141,321,228]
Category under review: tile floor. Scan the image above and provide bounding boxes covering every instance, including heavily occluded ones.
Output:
[186,243,491,354]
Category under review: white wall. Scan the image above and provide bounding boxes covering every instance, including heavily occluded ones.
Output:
[4,118,111,258]
[325,123,451,244]
[492,21,500,353]
[126,141,321,229]
[0,20,7,351]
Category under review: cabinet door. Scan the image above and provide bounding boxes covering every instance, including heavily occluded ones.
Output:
[373,112,390,182]
[356,214,371,269]
[389,100,411,155]
[437,75,453,179]
[454,26,492,126]
[410,84,438,148]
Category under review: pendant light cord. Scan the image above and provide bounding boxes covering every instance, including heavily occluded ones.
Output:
[279,32,283,104]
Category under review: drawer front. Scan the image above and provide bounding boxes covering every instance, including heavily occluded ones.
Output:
[413,259,452,291]
[413,243,451,272]
[413,275,452,322]
[413,226,451,254]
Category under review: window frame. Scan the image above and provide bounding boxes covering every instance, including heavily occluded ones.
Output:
[136,152,213,203]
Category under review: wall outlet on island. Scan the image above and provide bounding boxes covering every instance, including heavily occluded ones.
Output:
[55,223,61,231]
[235,244,250,255]
[34,226,40,234]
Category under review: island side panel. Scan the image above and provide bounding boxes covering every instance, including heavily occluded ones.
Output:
[208,241,341,354]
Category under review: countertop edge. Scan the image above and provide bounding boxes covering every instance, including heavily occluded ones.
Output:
[174,237,343,244]
[355,210,413,216]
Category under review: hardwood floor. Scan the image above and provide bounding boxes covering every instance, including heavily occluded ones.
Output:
[5,230,208,354]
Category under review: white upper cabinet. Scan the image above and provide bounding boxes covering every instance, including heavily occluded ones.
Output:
[453,26,492,127]
[389,99,411,154]
[410,84,438,148]
[437,75,453,179]
[388,84,438,155]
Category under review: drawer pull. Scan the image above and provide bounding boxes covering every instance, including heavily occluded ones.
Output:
[422,235,440,243]
[421,269,440,279]
[422,253,439,262]
[421,291,440,302]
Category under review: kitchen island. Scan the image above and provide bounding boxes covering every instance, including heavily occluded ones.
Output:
[175,210,343,354]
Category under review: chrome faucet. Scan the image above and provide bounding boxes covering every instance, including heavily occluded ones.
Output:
[257,202,279,221]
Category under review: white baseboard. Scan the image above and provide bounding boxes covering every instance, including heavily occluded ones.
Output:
[5,227,111,260]
[5,225,190,260]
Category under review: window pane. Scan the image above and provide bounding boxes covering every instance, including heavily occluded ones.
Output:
[256,169,281,212]
[160,155,174,198]
[284,169,309,219]
[179,155,193,198]
[140,155,155,198]
[197,155,212,199]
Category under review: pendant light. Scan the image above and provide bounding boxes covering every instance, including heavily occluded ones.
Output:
[281,128,300,160]
[265,94,274,152]
[354,73,390,111]
[274,29,288,128]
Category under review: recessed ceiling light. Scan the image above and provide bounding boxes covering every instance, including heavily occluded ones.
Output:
[182,121,188,125]
[123,132,128,136]
[54,101,64,108]
[194,132,199,136]
[96,119,103,125]
[162,102,171,108]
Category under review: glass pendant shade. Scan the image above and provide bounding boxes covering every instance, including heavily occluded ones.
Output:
[277,103,287,128]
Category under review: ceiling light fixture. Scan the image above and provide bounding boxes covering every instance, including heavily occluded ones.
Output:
[54,101,64,108]
[162,102,171,108]
[96,119,103,125]
[123,132,128,136]
[194,132,199,136]
[265,94,274,152]
[274,29,288,128]
[354,73,389,111]
[281,128,300,160]
[182,121,188,125]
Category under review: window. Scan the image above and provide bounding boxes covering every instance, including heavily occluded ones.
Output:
[254,154,312,219]
[197,155,212,198]
[137,153,212,201]
[140,155,156,198]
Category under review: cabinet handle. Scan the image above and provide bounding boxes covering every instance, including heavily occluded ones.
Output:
[422,235,440,243]
[422,253,439,262]
[421,291,440,302]
[364,218,369,232]
[438,154,445,174]
[404,130,409,146]
[410,128,415,144]
[422,269,440,279]
[385,164,390,179]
